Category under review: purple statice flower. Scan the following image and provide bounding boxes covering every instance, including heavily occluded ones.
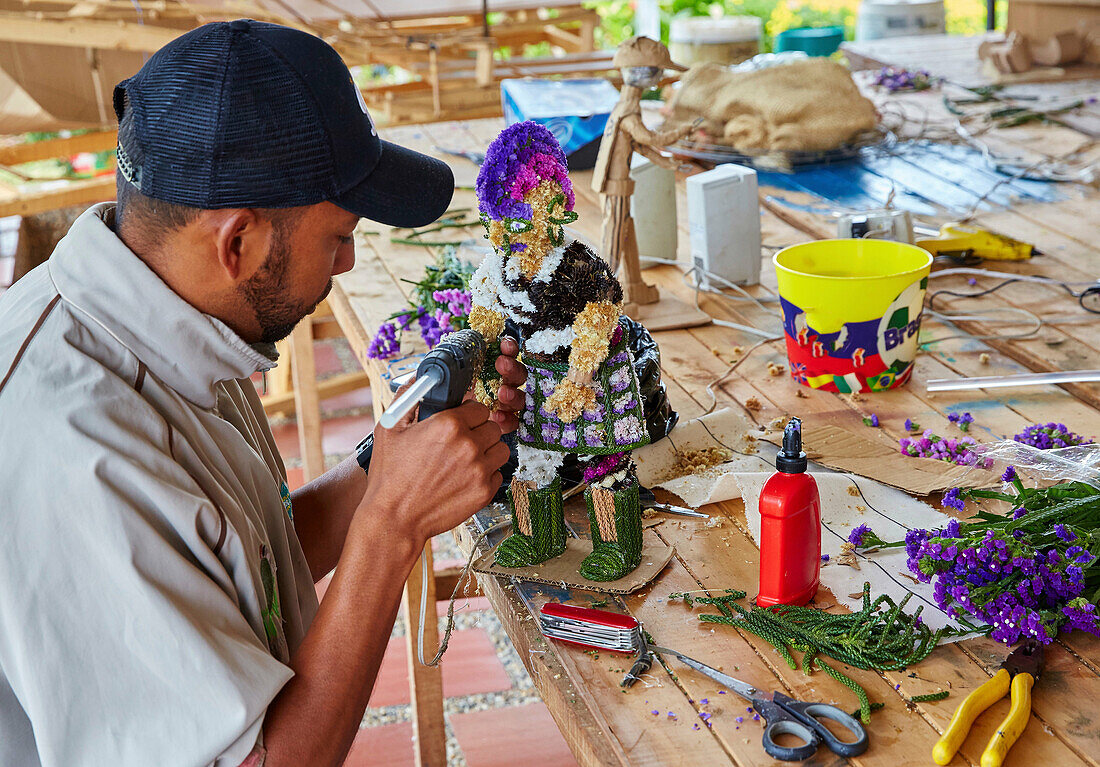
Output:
[475,121,574,222]
[418,312,445,348]
[873,66,936,92]
[1013,422,1094,450]
[849,524,872,547]
[948,412,959,424]
[863,414,879,427]
[941,487,965,512]
[1062,599,1100,636]
[1054,524,1076,542]
[432,288,472,319]
[367,321,400,359]
[904,418,920,432]
[821,554,830,562]
[1001,466,1017,483]
[967,277,977,286]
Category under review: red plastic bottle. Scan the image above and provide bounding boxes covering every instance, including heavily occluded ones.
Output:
[756,417,821,607]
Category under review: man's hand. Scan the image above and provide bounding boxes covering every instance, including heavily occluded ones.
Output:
[488,336,526,433]
[363,399,509,544]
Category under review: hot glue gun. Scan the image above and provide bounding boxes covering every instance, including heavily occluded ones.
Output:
[355,329,486,472]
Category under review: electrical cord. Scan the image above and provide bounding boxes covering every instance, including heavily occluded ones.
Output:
[927,267,1100,315]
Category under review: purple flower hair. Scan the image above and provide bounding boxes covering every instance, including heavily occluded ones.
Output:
[476,121,575,222]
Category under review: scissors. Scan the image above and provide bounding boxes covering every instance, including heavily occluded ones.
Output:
[652,645,869,761]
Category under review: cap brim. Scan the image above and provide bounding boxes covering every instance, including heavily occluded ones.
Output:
[334,140,455,228]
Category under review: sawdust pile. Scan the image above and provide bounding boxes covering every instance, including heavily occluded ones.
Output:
[666,59,878,152]
[654,446,734,483]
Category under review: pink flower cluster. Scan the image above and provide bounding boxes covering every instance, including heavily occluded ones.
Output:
[507,152,575,211]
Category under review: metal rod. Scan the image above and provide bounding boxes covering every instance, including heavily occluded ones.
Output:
[926,369,1100,392]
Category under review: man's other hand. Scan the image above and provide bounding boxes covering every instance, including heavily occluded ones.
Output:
[364,399,508,543]
[489,336,526,434]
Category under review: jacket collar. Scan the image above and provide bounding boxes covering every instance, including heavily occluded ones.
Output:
[49,204,276,409]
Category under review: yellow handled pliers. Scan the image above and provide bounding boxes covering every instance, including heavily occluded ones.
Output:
[933,640,1043,767]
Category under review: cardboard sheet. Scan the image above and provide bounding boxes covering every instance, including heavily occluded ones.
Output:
[759,423,1000,496]
[474,535,675,595]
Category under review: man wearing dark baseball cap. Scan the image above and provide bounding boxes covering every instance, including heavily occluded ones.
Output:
[0,20,525,767]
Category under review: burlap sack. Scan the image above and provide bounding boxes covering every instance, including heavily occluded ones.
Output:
[666,58,878,151]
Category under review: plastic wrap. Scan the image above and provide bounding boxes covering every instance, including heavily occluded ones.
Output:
[973,441,1100,489]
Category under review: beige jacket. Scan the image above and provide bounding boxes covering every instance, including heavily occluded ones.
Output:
[0,204,318,767]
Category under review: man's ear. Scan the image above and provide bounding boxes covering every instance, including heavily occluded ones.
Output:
[208,209,267,282]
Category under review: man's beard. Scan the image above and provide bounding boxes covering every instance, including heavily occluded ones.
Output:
[238,237,332,344]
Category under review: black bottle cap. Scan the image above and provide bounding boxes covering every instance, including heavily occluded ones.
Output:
[775,417,807,474]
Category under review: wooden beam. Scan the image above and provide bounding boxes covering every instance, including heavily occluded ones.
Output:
[403,544,447,767]
[0,176,115,218]
[0,14,182,53]
[433,565,482,602]
[260,370,369,417]
[288,320,325,481]
[0,131,118,167]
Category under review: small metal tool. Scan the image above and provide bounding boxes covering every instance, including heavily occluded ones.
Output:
[538,604,641,654]
[639,487,709,519]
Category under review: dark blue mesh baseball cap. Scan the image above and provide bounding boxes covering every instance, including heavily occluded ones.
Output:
[113,19,454,228]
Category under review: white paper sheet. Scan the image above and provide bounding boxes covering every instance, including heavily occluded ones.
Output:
[636,410,971,638]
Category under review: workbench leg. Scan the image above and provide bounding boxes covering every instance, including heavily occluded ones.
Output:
[289,319,325,482]
[403,543,447,767]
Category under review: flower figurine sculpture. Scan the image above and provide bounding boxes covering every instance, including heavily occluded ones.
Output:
[470,121,650,582]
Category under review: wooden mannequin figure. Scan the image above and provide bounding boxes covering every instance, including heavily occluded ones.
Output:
[592,36,706,329]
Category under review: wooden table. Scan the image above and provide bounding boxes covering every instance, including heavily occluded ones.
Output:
[330,109,1100,767]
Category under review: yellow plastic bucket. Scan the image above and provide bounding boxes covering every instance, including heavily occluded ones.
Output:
[773,239,932,393]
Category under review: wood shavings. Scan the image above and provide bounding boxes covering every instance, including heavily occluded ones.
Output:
[657,446,734,482]
[837,541,861,570]
[768,416,788,431]
[732,346,744,356]
[856,505,866,512]
[979,352,990,364]
[766,361,786,377]
[744,396,762,412]
[741,433,759,454]
[795,389,809,398]
[704,516,725,529]
[847,485,860,497]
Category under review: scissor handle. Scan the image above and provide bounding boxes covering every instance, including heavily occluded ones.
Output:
[774,693,870,758]
[760,715,820,761]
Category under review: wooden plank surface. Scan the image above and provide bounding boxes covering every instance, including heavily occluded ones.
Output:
[330,114,1100,766]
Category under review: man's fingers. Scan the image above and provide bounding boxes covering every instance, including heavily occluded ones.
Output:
[471,420,503,452]
[484,440,511,468]
[499,336,519,357]
[495,354,527,387]
[495,384,524,409]
[452,399,492,428]
[489,409,520,434]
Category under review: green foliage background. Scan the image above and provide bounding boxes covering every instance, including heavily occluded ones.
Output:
[587,0,1002,52]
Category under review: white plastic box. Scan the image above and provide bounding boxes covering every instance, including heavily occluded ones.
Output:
[686,164,762,288]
